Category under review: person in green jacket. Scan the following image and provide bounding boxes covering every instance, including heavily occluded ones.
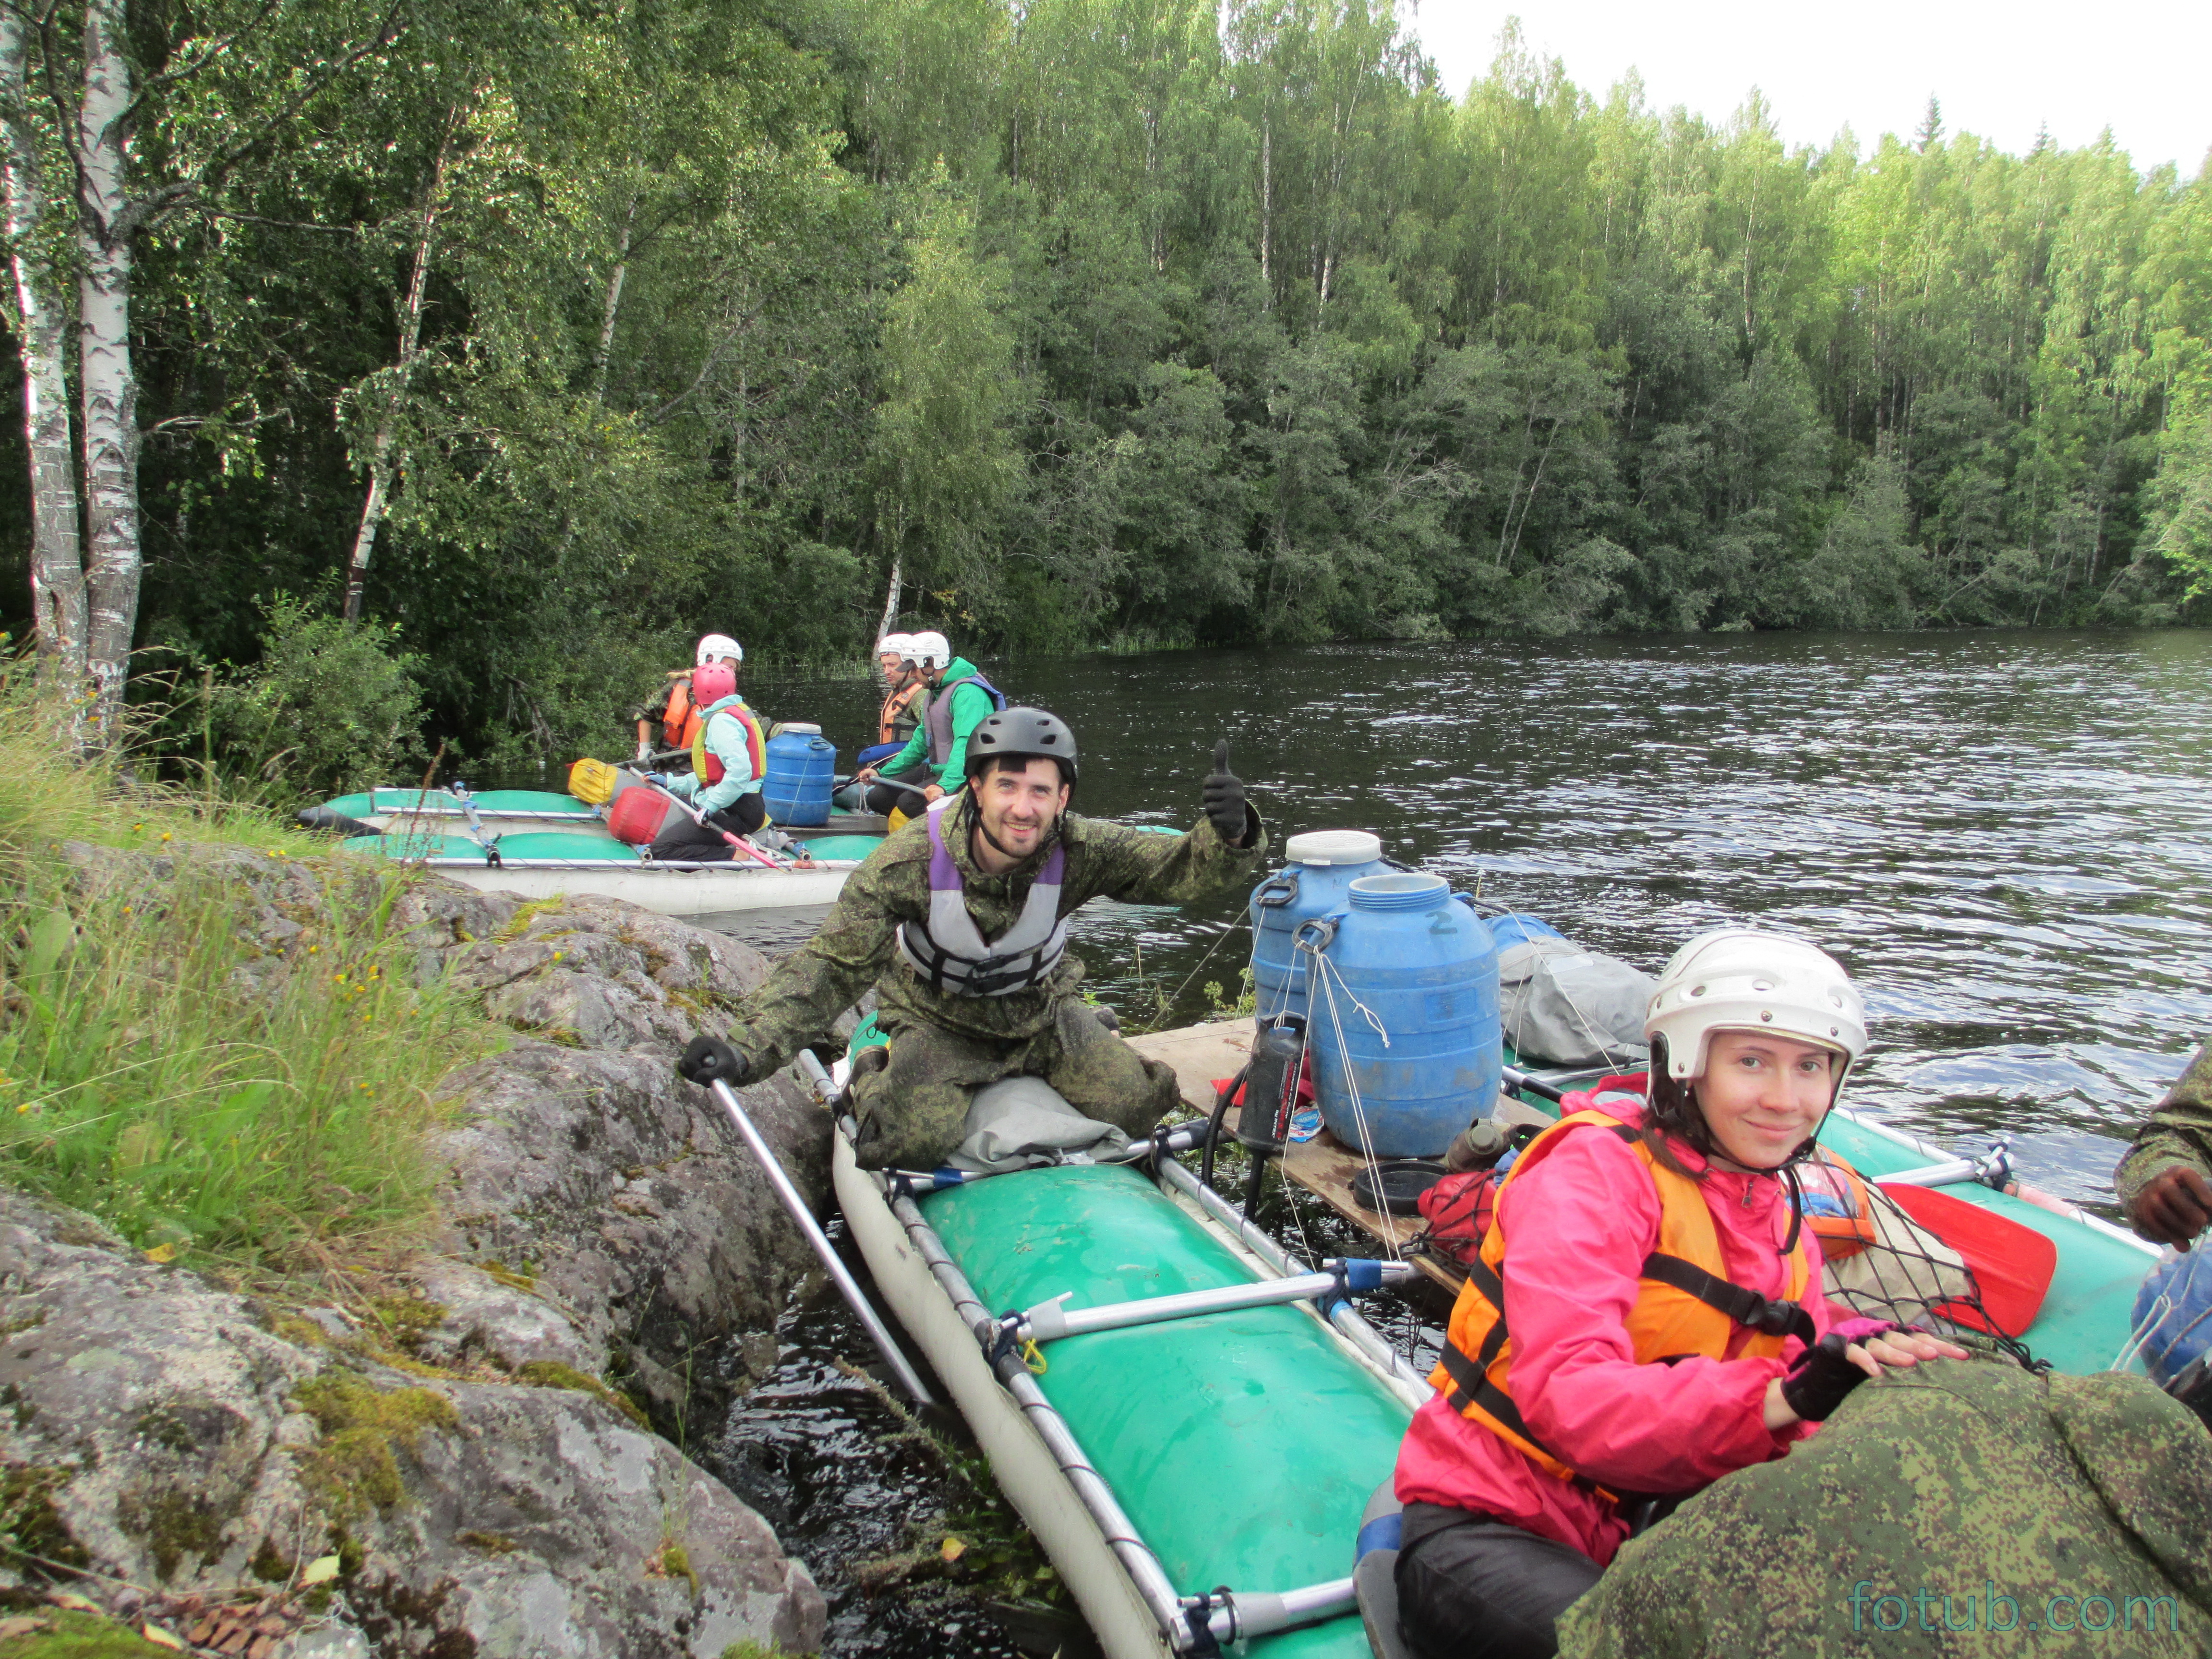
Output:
[2119,1041,2212,1250]
[678,710,1264,1170]
[851,631,1005,816]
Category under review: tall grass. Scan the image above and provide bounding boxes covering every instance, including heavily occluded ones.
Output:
[0,664,494,1280]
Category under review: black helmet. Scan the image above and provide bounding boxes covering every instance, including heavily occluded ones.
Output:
[965,707,1079,786]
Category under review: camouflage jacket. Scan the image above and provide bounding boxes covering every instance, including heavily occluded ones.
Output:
[2116,1041,2212,1212]
[727,792,1267,1066]
[1557,1360,2212,1658]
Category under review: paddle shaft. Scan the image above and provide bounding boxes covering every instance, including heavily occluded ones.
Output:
[704,1074,937,1407]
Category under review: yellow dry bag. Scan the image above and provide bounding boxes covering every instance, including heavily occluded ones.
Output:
[568,757,621,805]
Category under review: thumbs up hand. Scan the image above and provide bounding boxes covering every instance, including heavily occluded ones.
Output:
[1201,739,1251,846]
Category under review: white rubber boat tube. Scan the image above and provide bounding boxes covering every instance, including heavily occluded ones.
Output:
[409,858,858,916]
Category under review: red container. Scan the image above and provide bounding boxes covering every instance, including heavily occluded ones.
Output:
[607,787,681,845]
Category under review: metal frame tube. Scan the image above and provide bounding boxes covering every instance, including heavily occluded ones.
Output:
[1153,1155,1431,1407]
[1025,1263,1415,1343]
[705,1078,937,1406]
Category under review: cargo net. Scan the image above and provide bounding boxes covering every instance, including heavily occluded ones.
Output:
[1802,1149,2044,1372]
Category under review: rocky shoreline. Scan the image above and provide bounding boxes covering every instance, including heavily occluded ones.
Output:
[0,848,848,1657]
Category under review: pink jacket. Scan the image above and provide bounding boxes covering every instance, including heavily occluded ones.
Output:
[1394,1078,1856,1565]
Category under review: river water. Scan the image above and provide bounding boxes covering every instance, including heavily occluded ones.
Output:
[702,628,2212,1654]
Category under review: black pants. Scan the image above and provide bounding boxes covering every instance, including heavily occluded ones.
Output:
[1394,1503,1602,1659]
[862,775,936,816]
[648,792,766,860]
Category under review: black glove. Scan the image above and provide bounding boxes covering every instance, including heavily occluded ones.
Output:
[1201,739,1249,844]
[1779,1328,1904,1422]
[677,1034,751,1089]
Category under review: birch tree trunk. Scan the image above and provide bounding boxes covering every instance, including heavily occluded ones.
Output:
[588,196,637,406]
[76,0,138,738]
[876,555,903,645]
[344,120,457,621]
[0,12,84,685]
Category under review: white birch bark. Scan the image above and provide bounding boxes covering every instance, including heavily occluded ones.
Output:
[588,196,636,406]
[76,0,137,737]
[876,555,903,645]
[343,126,455,621]
[0,11,84,684]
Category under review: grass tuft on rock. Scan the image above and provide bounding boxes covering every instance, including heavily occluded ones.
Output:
[291,1373,457,1519]
[0,670,498,1280]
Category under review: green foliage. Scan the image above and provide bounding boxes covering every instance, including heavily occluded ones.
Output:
[0,665,496,1278]
[206,597,428,804]
[4,0,2206,770]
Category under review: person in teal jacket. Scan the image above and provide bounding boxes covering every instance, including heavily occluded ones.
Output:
[651,660,770,858]
[853,631,1006,815]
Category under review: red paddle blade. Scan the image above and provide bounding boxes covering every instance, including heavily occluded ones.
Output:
[1875,1182,2057,1338]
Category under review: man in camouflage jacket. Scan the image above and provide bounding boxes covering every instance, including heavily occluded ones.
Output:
[2118,1042,2212,1249]
[686,723,1265,1169]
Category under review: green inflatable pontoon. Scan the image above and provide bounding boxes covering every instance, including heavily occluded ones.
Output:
[835,1129,1427,1659]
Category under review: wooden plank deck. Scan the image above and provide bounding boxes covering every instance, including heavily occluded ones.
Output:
[1126,1019,1551,1297]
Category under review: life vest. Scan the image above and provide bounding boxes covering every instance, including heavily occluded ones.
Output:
[689,695,767,788]
[922,669,1009,767]
[1430,1109,1817,1491]
[894,798,1069,997]
[879,680,929,746]
[664,679,703,751]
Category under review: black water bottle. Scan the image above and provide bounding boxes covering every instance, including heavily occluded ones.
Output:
[1236,1016,1305,1154]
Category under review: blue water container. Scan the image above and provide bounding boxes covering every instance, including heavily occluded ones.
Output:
[1248,830,1390,1029]
[763,723,836,827]
[1306,871,1501,1158]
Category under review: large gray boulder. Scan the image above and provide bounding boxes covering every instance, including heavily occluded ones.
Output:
[0,1188,826,1657]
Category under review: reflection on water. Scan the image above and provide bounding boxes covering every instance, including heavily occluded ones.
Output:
[740,629,2212,1207]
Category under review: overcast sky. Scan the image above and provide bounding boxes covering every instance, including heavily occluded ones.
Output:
[1406,0,2212,179]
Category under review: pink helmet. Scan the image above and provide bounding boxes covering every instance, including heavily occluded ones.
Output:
[692,661,738,706]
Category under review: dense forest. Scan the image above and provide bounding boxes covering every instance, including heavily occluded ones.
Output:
[4,0,2210,777]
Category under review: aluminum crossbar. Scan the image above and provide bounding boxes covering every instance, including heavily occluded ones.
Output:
[1019,1260,1417,1344]
[1151,1155,1431,1407]
[1878,1139,2011,1190]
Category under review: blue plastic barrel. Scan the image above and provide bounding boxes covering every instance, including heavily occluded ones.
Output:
[1248,830,1389,1029]
[763,724,836,827]
[1305,872,1501,1158]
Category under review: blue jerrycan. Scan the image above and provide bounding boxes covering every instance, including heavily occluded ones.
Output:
[1247,830,1388,1029]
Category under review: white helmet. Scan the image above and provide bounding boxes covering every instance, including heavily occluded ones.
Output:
[875,632,914,660]
[696,633,742,666]
[1644,929,1867,1083]
[908,630,951,669]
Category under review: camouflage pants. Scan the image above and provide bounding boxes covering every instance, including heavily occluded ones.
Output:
[848,998,1183,1170]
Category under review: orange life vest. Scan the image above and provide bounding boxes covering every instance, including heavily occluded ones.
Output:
[1431,1109,1816,1490]
[878,680,927,746]
[664,679,703,751]
[690,696,767,786]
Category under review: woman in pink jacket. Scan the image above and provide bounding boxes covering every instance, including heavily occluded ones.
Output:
[1392,930,1966,1659]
